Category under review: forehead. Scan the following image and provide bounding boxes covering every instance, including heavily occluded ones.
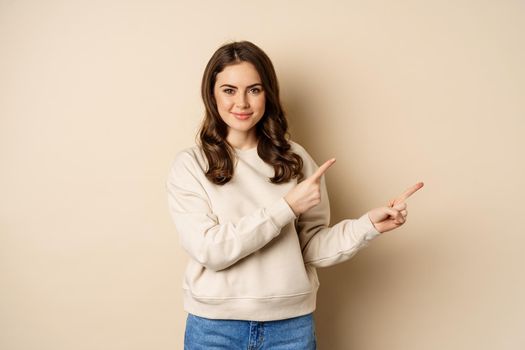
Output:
[215,61,262,86]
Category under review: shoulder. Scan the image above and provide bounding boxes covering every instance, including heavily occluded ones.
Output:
[288,140,319,176]
[173,144,204,162]
[288,140,317,165]
[169,144,208,177]
[288,139,307,156]
[166,145,211,196]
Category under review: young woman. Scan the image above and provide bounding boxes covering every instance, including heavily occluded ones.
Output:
[167,40,423,349]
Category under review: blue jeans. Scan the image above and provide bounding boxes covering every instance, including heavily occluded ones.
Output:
[184,313,317,349]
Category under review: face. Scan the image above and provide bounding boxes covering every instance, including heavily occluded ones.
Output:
[213,61,266,143]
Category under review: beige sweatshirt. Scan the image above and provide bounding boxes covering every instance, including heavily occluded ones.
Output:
[166,140,380,321]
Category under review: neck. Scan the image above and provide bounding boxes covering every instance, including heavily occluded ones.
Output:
[227,130,258,150]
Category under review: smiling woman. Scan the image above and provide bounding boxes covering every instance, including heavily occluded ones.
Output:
[166,40,423,349]
[198,40,303,186]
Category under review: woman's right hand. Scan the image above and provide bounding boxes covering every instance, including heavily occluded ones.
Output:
[284,158,336,216]
[367,182,424,233]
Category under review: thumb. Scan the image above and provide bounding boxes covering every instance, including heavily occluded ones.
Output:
[392,202,407,211]
[368,206,404,224]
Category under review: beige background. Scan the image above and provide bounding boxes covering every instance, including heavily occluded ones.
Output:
[1,0,524,349]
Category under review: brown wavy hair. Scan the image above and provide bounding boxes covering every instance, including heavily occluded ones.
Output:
[197,40,304,185]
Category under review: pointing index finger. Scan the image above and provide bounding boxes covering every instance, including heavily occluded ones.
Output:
[394,182,424,204]
[311,158,336,181]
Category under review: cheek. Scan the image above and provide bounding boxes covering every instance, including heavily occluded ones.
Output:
[255,95,266,110]
[214,95,230,111]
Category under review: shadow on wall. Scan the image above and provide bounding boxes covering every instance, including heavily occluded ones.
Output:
[281,70,400,349]
[314,256,381,349]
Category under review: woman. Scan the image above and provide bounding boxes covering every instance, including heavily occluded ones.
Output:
[167,40,423,349]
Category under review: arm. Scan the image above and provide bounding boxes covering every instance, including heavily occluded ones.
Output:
[166,151,296,272]
[291,151,380,268]
[298,172,380,268]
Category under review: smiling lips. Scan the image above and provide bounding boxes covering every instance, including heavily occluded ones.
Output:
[232,112,252,120]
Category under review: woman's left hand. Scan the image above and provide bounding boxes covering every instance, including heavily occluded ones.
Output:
[367,182,424,234]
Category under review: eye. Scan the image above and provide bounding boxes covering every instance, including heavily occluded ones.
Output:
[223,88,235,95]
[249,87,262,94]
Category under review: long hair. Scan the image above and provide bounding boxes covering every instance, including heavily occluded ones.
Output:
[197,40,304,185]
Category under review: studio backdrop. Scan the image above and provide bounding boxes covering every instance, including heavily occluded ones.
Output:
[1,1,524,349]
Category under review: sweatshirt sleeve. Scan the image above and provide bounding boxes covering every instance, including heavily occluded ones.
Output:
[296,149,381,268]
[166,151,297,272]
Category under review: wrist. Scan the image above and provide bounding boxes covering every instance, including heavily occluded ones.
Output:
[284,196,299,216]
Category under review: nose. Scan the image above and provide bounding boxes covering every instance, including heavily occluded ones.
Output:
[235,92,249,109]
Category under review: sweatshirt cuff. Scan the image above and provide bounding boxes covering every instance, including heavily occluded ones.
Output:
[357,213,381,241]
[267,197,297,229]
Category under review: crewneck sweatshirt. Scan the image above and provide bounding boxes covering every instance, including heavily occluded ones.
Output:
[166,140,380,321]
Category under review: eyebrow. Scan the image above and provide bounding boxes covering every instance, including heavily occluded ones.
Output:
[219,83,263,89]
